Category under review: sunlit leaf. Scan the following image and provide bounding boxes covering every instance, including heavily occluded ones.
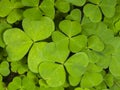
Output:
[3,28,33,61]
[59,20,81,37]
[65,52,89,77]
[83,4,102,22]
[22,16,54,41]
[39,62,66,87]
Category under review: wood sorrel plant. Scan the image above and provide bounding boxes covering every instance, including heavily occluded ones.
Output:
[0,0,120,90]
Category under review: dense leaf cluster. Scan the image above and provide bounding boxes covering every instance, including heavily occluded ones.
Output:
[0,0,120,90]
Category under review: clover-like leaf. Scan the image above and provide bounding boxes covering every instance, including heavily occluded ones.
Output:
[23,8,42,20]
[0,61,10,76]
[108,37,120,77]
[59,20,81,37]
[82,21,114,44]
[7,9,23,24]
[28,42,47,73]
[22,76,36,90]
[0,81,5,90]
[86,63,102,73]
[52,31,69,43]
[100,0,117,18]
[83,4,102,22]
[88,0,101,4]
[39,0,55,19]
[40,86,64,90]
[21,0,39,7]
[22,16,54,41]
[8,76,36,90]
[8,76,21,90]
[74,87,90,90]
[55,0,70,13]
[81,72,103,88]
[109,55,120,78]
[3,28,33,61]
[88,35,104,52]
[85,49,100,63]
[65,52,89,77]
[110,84,120,90]
[95,82,107,89]
[108,37,120,56]
[69,75,81,86]
[0,75,5,90]
[66,9,81,22]
[11,0,24,8]
[39,62,66,87]
[69,35,87,53]
[96,53,111,69]
[43,41,69,64]
[11,57,28,74]
[104,73,114,88]
[66,0,86,6]
[114,19,120,34]
[0,22,11,48]
[0,0,13,17]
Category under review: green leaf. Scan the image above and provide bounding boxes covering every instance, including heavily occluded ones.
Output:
[75,88,90,90]
[11,57,28,74]
[65,52,89,77]
[55,0,70,13]
[0,22,11,48]
[0,75,5,90]
[83,4,102,22]
[21,0,39,7]
[22,16,54,41]
[114,19,120,33]
[0,0,13,17]
[28,42,47,73]
[39,62,66,87]
[0,61,10,76]
[95,82,107,90]
[102,45,114,55]
[86,63,102,73]
[85,49,100,63]
[100,0,116,18]
[0,82,5,90]
[66,9,81,22]
[3,28,33,61]
[23,8,42,20]
[59,20,81,37]
[69,35,87,52]
[8,77,21,90]
[39,79,48,87]
[96,53,111,69]
[39,0,55,19]
[8,76,36,90]
[104,73,114,88]
[69,75,81,86]
[109,55,120,78]
[27,71,38,82]
[52,31,69,43]
[82,21,114,44]
[7,9,23,24]
[88,35,104,52]
[22,77,36,90]
[43,41,69,63]
[11,0,24,8]
[110,84,120,90]
[108,37,120,56]
[66,0,86,6]
[40,86,64,90]
[81,72,103,88]
[88,0,101,4]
